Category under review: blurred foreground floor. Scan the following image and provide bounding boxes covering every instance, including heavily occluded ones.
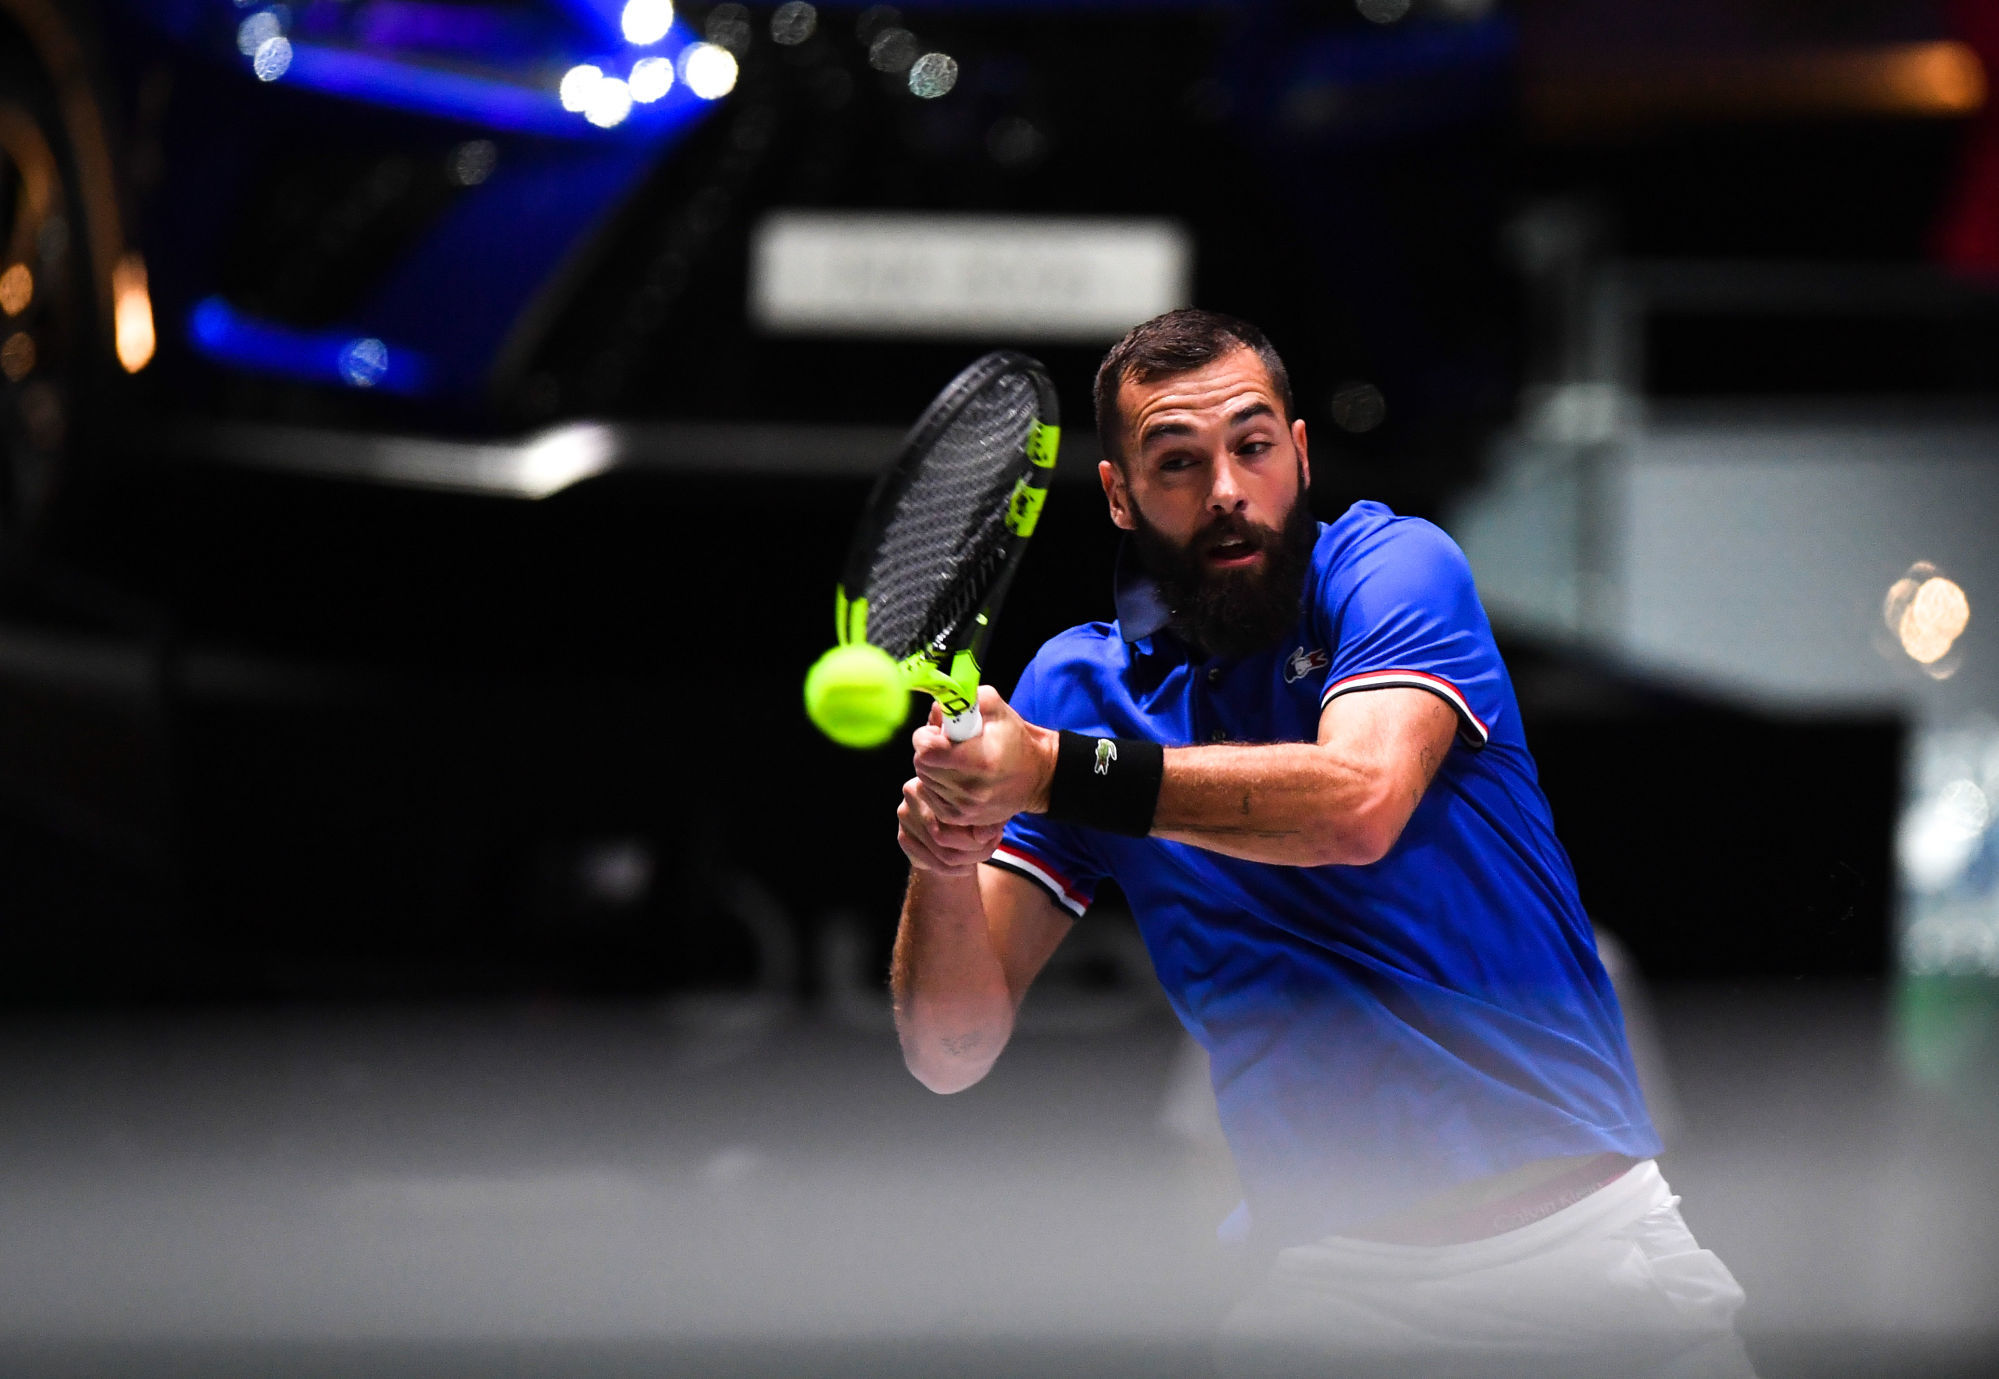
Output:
[0,980,1993,1378]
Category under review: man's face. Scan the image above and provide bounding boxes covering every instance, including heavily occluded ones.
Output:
[1099,346,1316,658]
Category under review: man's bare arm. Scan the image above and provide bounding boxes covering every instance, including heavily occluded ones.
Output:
[1152,687,1458,866]
[914,684,1459,869]
[892,773,1073,1092]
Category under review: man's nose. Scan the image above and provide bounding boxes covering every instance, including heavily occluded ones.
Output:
[1207,455,1249,513]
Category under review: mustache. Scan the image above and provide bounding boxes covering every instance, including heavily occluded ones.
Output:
[1193,510,1279,556]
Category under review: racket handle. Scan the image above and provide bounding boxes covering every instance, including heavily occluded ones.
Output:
[943,704,984,741]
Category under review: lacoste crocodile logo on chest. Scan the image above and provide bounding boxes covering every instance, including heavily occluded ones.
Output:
[1284,646,1330,684]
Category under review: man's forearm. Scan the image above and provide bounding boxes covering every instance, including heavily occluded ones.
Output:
[1151,740,1409,867]
[890,869,1015,1093]
[913,685,1453,869]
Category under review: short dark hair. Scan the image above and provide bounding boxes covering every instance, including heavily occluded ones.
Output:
[1093,308,1294,466]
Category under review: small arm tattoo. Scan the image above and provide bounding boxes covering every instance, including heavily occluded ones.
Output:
[938,1031,986,1057]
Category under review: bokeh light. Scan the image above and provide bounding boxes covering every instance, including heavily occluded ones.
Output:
[1896,41,1986,116]
[1330,382,1387,433]
[908,52,957,99]
[1,332,37,382]
[1941,777,1992,833]
[113,253,155,374]
[868,27,918,74]
[560,64,604,113]
[620,0,673,47]
[449,140,498,187]
[584,75,634,128]
[338,337,389,388]
[1356,0,1412,23]
[629,56,674,104]
[1885,564,1971,668]
[856,4,900,43]
[0,264,30,317]
[1900,777,1990,893]
[771,1,817,46]
[682,43,739,100]
[1904,579,1971,663]
[1899,721,1999,974]
[705,3,752,55]
[236,10,280,56]
[253,36,292,82]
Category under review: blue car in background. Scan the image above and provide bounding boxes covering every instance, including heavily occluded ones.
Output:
[2,0,1516,528]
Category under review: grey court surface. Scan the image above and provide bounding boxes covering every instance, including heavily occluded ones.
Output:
[0,980,1993,1379]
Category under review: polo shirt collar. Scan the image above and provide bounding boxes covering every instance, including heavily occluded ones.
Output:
[1113,538,1173,644]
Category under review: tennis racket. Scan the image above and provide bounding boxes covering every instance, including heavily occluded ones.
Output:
[812,350,1061,744]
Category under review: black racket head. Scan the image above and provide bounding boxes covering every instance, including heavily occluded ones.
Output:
[841,351,1060,663]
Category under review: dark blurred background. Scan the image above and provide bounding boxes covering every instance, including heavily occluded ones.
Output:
[0,1,1995,1374]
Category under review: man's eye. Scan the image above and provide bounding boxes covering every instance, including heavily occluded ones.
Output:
[1239,440,1272,457]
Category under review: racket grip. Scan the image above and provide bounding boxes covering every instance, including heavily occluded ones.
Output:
[943,704,984,741]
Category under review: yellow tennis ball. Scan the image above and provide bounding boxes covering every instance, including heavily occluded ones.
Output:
[804,643,909,749]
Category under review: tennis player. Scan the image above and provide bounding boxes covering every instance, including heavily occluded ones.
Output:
[891,309,1755,1377]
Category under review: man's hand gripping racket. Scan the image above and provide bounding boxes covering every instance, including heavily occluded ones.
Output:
[803,351,1060,748]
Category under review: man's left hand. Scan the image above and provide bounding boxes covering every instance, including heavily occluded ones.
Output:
[912,686,1058,828]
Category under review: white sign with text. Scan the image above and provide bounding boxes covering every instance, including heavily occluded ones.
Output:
[750,212,1193,341]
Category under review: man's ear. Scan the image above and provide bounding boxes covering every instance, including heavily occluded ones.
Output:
[1292,417,1311,492]
[1099,458,1136,531]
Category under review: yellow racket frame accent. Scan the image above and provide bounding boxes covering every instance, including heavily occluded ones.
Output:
[833,587,985,722]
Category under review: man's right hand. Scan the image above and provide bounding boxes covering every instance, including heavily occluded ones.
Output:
[897,777,1005,876]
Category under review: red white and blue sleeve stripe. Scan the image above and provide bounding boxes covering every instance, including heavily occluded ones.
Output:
[985,843,1091,918]
[1319,668,1490,748]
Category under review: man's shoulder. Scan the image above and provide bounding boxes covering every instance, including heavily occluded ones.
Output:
[1025,621,1124,675]
[1316,501,1472,591]
[1013,622,1125,717]
[1319,499,1462,561]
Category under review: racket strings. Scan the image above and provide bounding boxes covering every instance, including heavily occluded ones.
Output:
[865,373,1040,658]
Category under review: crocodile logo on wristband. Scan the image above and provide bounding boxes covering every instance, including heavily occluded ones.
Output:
[1048,731,1162,837]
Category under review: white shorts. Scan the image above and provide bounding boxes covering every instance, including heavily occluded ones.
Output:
[1217,1160,1758,1379]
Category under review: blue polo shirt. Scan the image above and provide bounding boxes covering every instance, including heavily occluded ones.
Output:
[987,501,1659,1248]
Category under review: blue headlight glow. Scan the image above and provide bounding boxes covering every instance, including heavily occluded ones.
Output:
[252,35,293,81]
[268,38,715,134]
[190,297,429,395]
[279,43,602,136]
[337,336,391,388]
[185,1,729,402]
[549,0,630,47]
[226,0,715,131]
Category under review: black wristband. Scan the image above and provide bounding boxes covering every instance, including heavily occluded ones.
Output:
[1043,731,1163,837]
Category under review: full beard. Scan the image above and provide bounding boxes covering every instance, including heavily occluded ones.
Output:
[1128,472,1319,661]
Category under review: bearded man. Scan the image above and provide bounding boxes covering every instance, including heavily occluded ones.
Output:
[890,309,1755,1377]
